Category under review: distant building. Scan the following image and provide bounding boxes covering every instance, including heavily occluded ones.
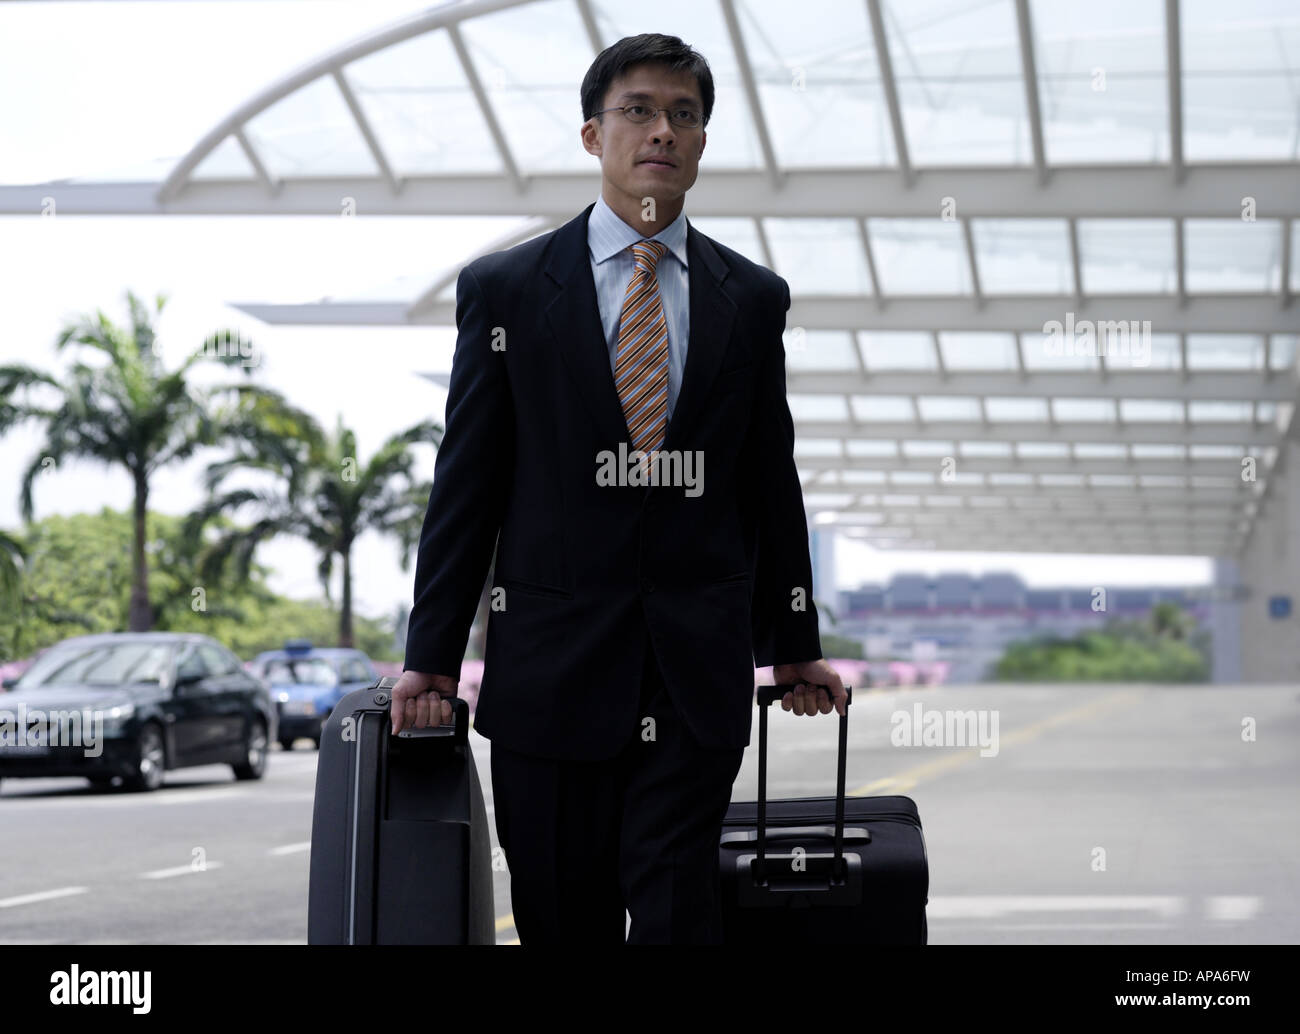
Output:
[834,571,1211,683]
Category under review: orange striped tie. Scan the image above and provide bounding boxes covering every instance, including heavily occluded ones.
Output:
[614,239,670,459]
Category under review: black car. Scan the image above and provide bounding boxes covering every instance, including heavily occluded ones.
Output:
[0,632,277,793]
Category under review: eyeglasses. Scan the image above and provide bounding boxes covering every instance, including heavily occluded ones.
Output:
[592,104,703,129]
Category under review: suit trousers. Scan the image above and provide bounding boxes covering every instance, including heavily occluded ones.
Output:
[489,630,746,944]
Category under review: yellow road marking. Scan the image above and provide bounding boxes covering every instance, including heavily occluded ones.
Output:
[485,690,1138,941]
[848,689,1141,796]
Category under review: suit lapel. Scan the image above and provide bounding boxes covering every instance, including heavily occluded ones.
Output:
[666,218,735,452]
[545,203,630,449]
[544,203,737,453]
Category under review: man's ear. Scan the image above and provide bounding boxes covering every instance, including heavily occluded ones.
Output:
[581,118,603,159]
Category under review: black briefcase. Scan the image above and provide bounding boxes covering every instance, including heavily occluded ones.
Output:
[719,684,929,944]
[307,677,495,944]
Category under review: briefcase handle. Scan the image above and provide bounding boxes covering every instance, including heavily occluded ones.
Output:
[754,683,853,884]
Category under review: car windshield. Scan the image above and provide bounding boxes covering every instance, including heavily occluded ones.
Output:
[262,658,337,687]
[16,641,173,689]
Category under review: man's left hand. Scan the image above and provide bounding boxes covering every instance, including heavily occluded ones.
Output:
[771,658,847,717]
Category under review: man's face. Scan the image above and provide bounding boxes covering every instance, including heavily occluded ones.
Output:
[582,63,707,209]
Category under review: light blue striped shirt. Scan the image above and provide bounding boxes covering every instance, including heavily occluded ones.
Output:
[587,193,689,423]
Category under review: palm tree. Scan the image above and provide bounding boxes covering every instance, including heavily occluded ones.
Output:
[0,529,25,617]
[185,414,440,647]
[0,289,311,631]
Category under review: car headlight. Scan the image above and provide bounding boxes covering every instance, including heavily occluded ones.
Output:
[96,703,135,737]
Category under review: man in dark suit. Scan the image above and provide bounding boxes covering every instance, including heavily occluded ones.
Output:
[391,32,847,944]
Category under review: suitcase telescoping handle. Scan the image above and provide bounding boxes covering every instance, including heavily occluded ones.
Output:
[754,683,853,884]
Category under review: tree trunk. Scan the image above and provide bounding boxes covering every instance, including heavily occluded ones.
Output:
[129,468,152,631]
[339,547,354,647]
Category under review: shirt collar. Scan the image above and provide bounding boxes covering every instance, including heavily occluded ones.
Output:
[588,192,689,270]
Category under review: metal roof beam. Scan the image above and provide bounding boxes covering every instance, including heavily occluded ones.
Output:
[16,167,1300,218]
[447,23,523,192]
[823,486,1248,504]
[331,69,401,195]
[1014,0,1048,182]
[229,292,1300,333]
[719,0,782,189]
[799,456,1266,477]
[786,370,1297,401]
[792,420,1278,445]
[1166,0,1185,183]
[865,0,911,183]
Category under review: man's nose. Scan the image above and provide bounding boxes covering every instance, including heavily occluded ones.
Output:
[647,111,676,142]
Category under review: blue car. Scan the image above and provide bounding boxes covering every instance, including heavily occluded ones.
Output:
[249,641,379,751]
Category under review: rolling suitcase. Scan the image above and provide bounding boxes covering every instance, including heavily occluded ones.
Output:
[719,684,929,944]
[307,677,495,944]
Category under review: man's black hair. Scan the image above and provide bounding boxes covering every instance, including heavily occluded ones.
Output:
[581,33,714,129]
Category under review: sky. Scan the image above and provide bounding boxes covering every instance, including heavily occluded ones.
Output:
[0,0,1215,641]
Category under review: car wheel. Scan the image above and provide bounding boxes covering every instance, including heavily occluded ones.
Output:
[233,718,268,780]
[279,737,295,752]
[123,724,166,792]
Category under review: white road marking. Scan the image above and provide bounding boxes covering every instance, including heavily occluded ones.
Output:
[146,789,248,806]
[193,939,308,945]
[268,842,311,856]
[927,896,1187,919]
[1205,896,1261,921]
[139,861,226,880]
[975,922,1173,931]
[0,787,250,809]
[0,886,89,908]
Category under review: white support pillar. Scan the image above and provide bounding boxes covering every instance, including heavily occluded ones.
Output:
[810,525,837,627]
[1209,557,1242,683]
[1237,440,1300,682]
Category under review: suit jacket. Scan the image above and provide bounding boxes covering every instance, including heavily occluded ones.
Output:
[404,201,823,761]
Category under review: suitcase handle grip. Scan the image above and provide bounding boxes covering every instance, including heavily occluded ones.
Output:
[756,684,853,708]
[754,683,852,884]
[372,678,469,748]
[391,698,468,747]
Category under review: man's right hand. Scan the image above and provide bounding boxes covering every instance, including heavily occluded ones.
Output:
[390,670,459,734]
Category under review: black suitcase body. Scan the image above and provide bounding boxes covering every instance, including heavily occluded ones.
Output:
[307,677,495,944]
[720,685,929,944]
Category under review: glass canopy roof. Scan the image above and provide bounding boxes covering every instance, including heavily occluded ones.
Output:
[3,0,1296,556]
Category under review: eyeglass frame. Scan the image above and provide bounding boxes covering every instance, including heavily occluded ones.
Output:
[590,104,705,129]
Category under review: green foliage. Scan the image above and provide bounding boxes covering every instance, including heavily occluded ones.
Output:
[0,289,315,630]
[185,413,438,647]
[0,508,400,664]
[819,633,864,659]
[994,606,1210,682]
[0,529,26,614]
